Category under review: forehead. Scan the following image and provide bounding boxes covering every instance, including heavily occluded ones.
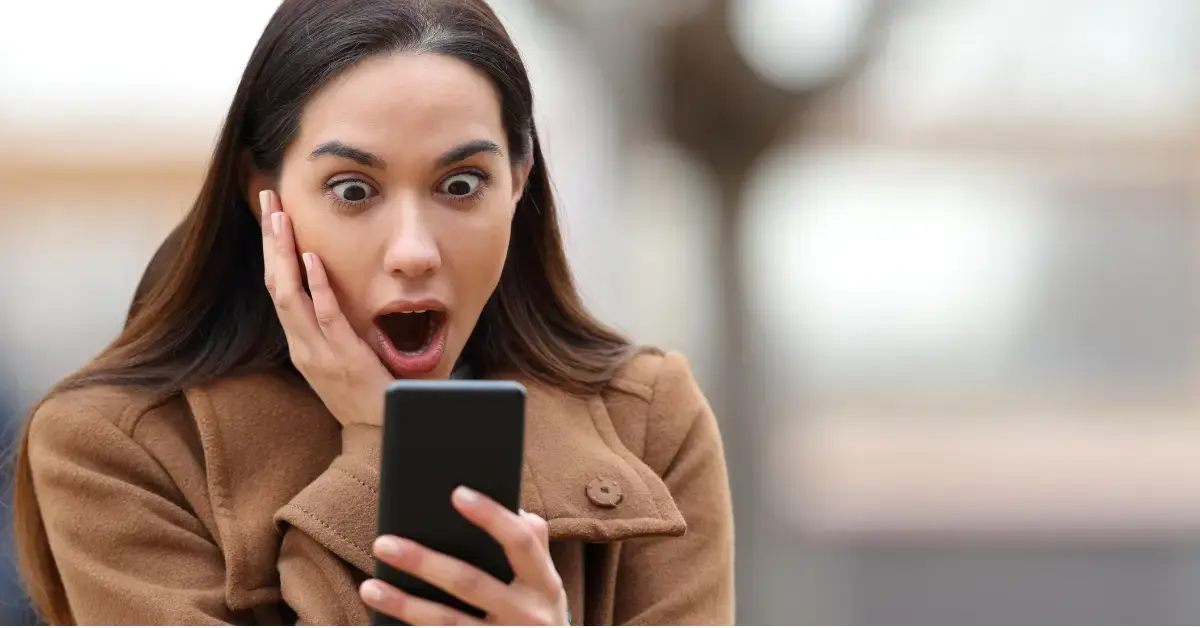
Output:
[295,52,507,159]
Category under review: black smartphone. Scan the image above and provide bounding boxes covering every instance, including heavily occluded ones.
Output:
[372,380,526,626]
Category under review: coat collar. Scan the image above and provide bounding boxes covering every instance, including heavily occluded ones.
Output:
[184,368,685,580]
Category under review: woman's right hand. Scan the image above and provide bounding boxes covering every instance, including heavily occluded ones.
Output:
[260,190,394,428]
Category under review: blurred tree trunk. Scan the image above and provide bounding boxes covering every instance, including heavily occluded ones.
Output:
[659,1,886,621]
[659,7,799,620]
[538,0,887,620]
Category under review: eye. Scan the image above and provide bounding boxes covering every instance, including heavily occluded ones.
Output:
[328,179,377,204]
[438,172,485,198]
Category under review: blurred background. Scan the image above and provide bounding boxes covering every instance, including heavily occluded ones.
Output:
[5,0,1200,623]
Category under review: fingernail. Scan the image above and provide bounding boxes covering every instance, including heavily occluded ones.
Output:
[258,190,270,217]
[271,212,282,235]
[454,485,479,503]
[302,252,314,271]
[361,580,385,603]
[375,535,406,556]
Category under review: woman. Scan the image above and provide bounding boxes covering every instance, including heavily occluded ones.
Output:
[13,0,733,625]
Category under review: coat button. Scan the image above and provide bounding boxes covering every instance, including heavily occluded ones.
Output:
[586,478,622,508]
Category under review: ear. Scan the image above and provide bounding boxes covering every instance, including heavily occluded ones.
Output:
[239,150,274,223]
[510,154,534,205]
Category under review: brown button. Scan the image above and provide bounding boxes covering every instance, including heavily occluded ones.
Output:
[586,478,623,508]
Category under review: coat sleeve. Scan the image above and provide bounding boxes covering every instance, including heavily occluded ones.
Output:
[28,393,367,625]
[27,396,238,625]
[612,353,736,625]
[273,423,381,624]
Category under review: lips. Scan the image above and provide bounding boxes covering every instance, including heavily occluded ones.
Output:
[371,300,448,378]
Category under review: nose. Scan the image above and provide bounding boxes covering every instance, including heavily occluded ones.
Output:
[382,199,441,278]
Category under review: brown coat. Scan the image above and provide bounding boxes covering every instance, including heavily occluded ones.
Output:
[26,351,734,625]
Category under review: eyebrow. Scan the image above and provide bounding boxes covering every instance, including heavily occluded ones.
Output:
[308,139,503,170]
[309,141,385,168]
[436,139,503,167]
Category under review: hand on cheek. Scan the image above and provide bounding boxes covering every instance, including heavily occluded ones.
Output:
[260,189,392,428]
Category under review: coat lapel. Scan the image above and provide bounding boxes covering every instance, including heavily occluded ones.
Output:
[511,374,686,541]
[184,370,341,608]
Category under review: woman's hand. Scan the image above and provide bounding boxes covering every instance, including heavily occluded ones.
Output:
[360,486,569,626]
[261,190,393,428]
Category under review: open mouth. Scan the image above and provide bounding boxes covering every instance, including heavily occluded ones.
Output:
[376,310,445,355]
[371,305,450,378]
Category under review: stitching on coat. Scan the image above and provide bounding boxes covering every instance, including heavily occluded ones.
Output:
[288,504,373,569]
[332,465,378,495]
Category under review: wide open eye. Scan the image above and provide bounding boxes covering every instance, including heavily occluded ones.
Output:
[329,179,377,204]
[439,172,485,198]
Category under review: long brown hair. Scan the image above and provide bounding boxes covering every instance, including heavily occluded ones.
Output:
[14,0,632,623]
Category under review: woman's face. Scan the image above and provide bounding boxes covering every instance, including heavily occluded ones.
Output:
[262,53,527,379]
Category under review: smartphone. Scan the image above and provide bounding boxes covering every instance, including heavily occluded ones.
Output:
[372,380,526,626]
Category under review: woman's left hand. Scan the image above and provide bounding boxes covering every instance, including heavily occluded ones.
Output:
[360,486,569,625]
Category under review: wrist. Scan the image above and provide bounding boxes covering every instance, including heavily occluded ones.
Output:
[341,423,382,462]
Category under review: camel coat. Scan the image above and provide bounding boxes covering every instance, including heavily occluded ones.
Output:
[26,351,734,625]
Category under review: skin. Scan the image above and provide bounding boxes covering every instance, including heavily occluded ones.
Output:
[254,52,564,625]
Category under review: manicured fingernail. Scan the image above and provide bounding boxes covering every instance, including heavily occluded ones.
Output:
[271,212,282,235]
[375,535,406,556]
[259,190,270,217]
[302,252,315,271]
[361,580,385,602]
[454,486,479,503]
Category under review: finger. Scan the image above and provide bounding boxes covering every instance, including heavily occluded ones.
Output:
[360,579,486,626]
[520,510,551,547]
[269,206,321,338]
[373,536,525,621]
[519,510,560,594]
[454,487,561,595]
[302,252,359,344]
[260,190,277,296]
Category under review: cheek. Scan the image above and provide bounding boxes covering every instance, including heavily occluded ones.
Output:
[444,205,513,301]
[278,194,378,332]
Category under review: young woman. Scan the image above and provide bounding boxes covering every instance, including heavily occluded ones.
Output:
[13,0,734,624]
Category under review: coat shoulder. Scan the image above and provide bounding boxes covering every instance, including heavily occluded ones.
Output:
[602,348,713,473]
[29,383,180,448]
[605,347,665,402]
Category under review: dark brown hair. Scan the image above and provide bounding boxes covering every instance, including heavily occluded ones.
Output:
[14,0,632,623]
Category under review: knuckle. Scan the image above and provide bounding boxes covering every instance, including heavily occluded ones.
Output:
[382,596,409,622]
[316,354,338,375]
[512,525,540,553]
[528,609,555,625]
[326,356,349,375]
[288,348,310,368]
[287,341,315,364]
[342,364,366,383]
[450,567,484,596]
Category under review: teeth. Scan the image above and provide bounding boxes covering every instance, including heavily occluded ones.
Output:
[408,309,428,314]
